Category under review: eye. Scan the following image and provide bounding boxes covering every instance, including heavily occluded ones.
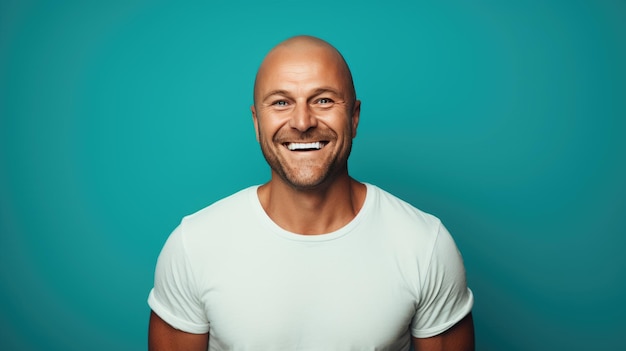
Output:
[270,100,291,110]
[273,100,288,106]
[317,98,334,105]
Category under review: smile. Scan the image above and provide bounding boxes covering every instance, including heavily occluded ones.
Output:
[285,142,327,151]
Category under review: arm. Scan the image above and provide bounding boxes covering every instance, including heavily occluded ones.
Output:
[148,311,209,351]
[412,313,474,351]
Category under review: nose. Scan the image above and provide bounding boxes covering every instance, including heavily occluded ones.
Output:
[288,102,317,132]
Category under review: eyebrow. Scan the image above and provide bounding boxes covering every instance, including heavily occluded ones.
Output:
[311,87,342,98]
[262,87,343,102]
[262,90,290,101]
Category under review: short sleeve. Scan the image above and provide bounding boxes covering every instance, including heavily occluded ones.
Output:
[147,224,210,334]
[410,223,474,338]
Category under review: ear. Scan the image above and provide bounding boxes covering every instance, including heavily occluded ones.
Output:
[351,100,361,138]
[251,105,260,142]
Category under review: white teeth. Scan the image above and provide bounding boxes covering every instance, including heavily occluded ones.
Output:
[287,142,322,151]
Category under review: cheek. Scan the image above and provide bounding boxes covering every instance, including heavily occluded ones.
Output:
[257,124,281,146]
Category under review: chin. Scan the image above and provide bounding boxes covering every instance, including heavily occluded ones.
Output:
[282,167,348,191]
[283,176,327,190]
[277,169,330,190]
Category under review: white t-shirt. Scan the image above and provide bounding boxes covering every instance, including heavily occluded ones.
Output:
[148,184,473,350]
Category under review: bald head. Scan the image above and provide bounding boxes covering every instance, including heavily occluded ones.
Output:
[273,35,339,53]
[253,35,356,108]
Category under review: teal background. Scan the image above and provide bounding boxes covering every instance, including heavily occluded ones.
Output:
[1,0,625,350]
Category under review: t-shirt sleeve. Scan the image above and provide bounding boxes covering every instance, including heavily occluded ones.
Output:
[147,224,210,334]
[410,222,474,338]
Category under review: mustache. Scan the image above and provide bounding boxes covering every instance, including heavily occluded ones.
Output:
[274,130,337,143]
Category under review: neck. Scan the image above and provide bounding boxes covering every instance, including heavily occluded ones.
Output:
[257,174,366,235]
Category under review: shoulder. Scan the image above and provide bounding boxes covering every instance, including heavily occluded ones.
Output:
[175,186,259,247]
[360,184,448,269]
[183,186,256,226]
[361,185,465,299]
[366,183,443,239]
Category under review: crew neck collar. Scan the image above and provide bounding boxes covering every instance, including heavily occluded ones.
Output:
[248,183,374,242]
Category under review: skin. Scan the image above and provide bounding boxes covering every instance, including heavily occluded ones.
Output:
[251,35,365,235]
[148,35,475,351]
[148,311,208,351]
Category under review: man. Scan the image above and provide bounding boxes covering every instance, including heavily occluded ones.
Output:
[148,35,474,350]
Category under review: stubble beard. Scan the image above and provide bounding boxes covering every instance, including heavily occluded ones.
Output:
[259,129,352,190]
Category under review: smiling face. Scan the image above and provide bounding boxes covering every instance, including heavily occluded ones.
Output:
[252,37,360,190]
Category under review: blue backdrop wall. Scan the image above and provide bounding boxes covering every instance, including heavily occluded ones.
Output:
[1,1,625,350]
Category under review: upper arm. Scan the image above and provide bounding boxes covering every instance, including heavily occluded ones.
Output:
[148,311,209,351]
[412,312,474,351]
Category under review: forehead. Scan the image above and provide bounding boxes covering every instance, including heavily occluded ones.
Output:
[255,45,349,97]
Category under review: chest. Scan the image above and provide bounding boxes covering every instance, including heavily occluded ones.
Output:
[199,240,417,350]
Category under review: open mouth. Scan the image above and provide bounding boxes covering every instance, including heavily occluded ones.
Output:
[284,141,328,151]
